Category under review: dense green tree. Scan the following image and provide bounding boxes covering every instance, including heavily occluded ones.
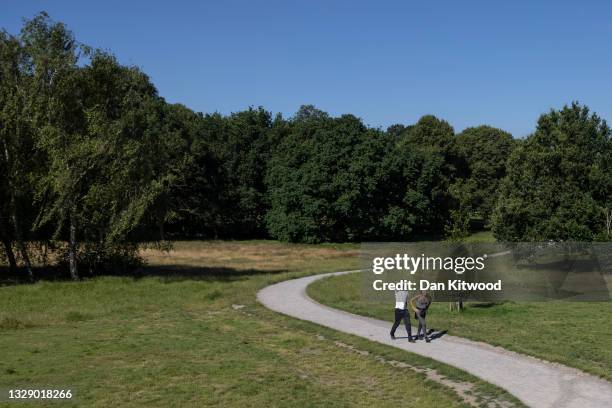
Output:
[210,107,277,238]
[399,115,457,232]
[265,108,448,242]
[20,13,174,278]
[157,105,224,239]
[265,111,378,242]
[73,52,171,273]
[386,124,407,139]
[449,126,515,234]
[6,12,612,281]
[403,115,455,155]
[21,12,87,279]
[0,29,37,279]
[492,103,612,241]
[378,145,448,238]
[293,104,329,122]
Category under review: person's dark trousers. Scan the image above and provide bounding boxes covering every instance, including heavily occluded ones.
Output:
[415,310,427,338]
[390,308,411,337]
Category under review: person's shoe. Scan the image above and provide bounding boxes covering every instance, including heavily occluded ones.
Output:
[408,336,416,343]
[390,332,396,340]
[425,337,431,343]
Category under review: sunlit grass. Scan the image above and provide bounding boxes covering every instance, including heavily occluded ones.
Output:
[0,241,521,407]
[308,272,612,381]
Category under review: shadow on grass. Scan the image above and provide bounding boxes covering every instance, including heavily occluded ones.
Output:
[0,264,288,286]
[134,264,287,282]
[470,302,503,308]
[0,265,68,286]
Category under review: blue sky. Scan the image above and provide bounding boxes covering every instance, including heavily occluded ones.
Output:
[3,1,612,137]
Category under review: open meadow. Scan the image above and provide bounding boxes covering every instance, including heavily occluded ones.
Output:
[0,241,522,407]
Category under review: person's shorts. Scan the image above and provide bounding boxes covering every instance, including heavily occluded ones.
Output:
[414,310,427,319]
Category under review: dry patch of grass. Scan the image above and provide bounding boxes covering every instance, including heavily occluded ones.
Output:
[141,240,359,272]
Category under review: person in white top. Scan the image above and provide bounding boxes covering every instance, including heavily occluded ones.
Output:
[390,290,414,342]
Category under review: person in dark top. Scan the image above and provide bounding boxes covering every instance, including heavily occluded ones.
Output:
[410,291,432,343]
[390,290,415,342]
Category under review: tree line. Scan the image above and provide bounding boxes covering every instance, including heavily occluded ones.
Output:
[1,13,611,279]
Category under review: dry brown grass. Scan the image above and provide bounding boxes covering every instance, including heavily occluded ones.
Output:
[140,240,360,272]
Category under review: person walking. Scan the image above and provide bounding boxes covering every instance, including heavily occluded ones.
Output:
[410,290,432,343]
[390,290,414,342]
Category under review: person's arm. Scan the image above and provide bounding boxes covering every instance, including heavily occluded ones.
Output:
[409,296,419,313]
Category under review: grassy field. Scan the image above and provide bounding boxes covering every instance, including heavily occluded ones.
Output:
[0,241,521,407]
[308,272,612,381]
[459,231,496,243]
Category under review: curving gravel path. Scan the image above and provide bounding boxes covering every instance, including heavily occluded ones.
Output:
[257,270,612,408]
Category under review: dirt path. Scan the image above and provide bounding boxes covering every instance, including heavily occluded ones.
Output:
[257,270,612,408]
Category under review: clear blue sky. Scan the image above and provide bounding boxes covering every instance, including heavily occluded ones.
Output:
[3,1,612,137]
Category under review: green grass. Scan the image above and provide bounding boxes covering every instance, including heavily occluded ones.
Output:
[308,272,612,381]
[0,241,521,407]
[460,231,496,243]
